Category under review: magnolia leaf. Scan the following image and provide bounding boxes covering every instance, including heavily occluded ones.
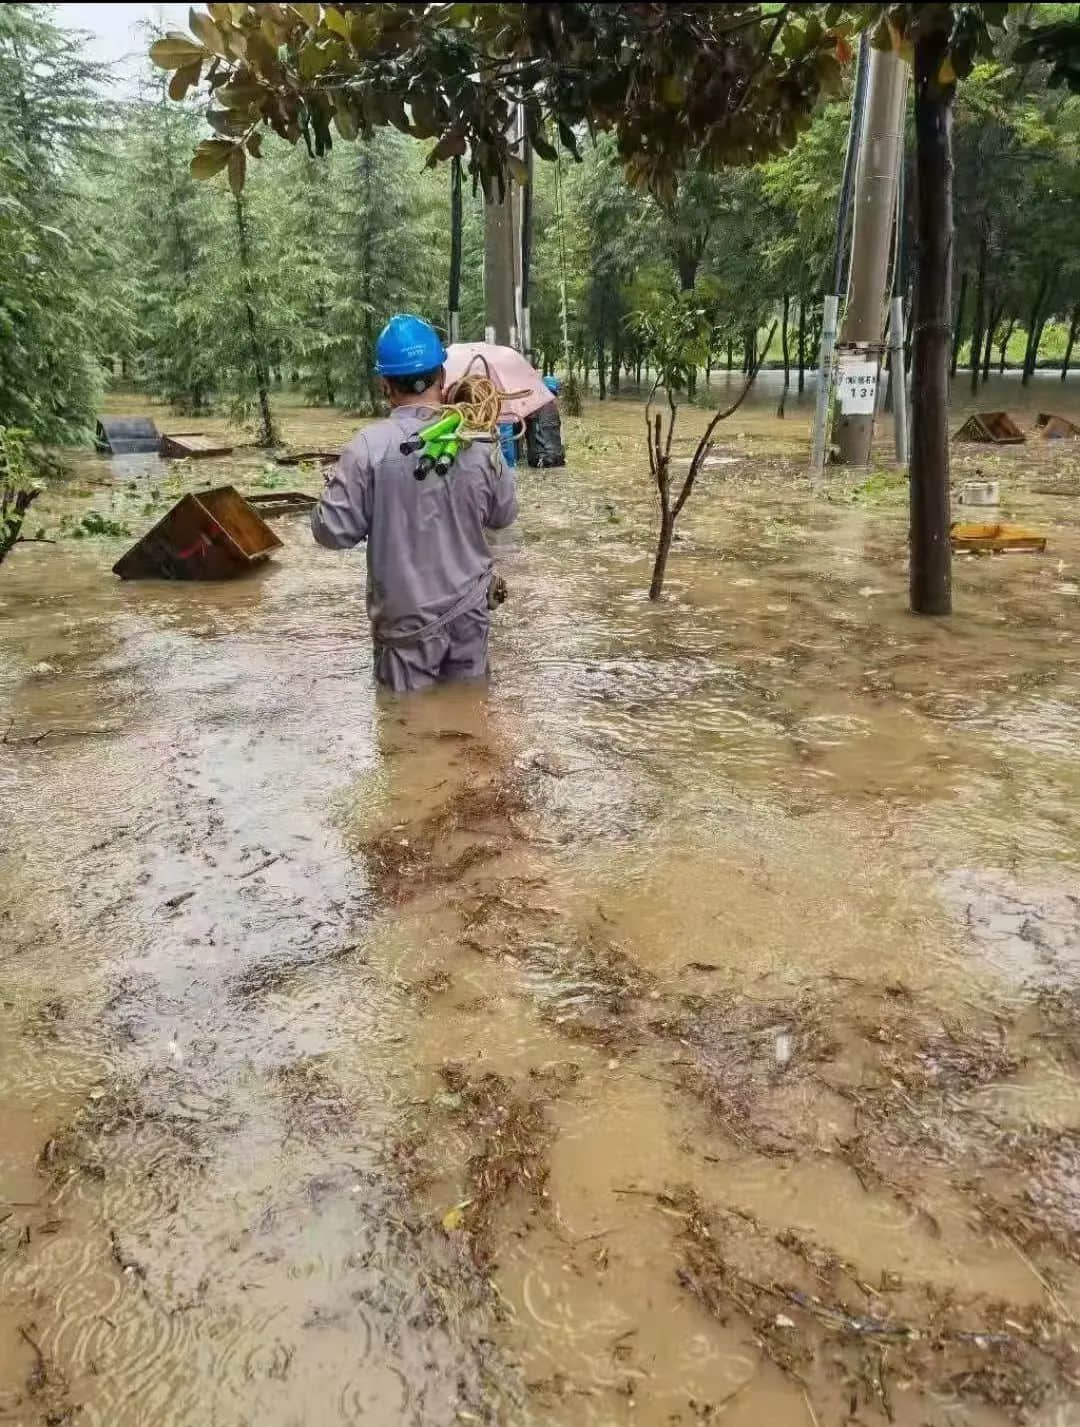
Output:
[530,128,557,162]
[214,81,265,107]
[324,6,350,39]
[660,73,686,106]
[261,15,288,48]
[189,8,226,56]
[190,138,233,179]
[350,11,378,49]
[333,100,359,140]
[228,145,246,196]
[506,153,529,185]
[299,41,335,79]
[208,2,231,22]
[938,55,957,86]
[429,130,466,162]
[168,58,202,100]
[245,129,263,156]
[206,107,247,134]
[244,30,280,74]
[290,2,319,28]
[149,32,207,70]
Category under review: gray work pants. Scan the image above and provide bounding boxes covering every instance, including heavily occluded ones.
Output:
[372,606,491,693]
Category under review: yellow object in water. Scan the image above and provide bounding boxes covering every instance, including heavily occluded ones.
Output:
[950,522,1047,554]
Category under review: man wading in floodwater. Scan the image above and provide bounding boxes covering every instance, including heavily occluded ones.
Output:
[311,315,518,693]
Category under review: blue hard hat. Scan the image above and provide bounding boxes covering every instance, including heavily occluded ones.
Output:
[543,375,560,394]
[375,314,447,377]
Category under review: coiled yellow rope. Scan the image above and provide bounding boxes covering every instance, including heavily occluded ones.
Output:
[442,356,528,436]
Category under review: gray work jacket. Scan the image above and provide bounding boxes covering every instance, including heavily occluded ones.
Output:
[311,405,518,644]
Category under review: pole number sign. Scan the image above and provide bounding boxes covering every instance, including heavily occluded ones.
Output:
[837,359,878,414]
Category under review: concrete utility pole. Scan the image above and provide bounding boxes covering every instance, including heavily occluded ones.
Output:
[483,192,516,345]
[835,47,908,467]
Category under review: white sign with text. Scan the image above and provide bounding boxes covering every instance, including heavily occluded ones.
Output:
[837,359,878,414]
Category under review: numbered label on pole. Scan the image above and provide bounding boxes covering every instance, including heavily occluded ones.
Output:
[837,359,878,414]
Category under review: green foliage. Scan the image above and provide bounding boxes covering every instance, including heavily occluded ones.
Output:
[629,299,710,397]
[0,4,108,446]
[71,511,132,539]
[153,4,852,198]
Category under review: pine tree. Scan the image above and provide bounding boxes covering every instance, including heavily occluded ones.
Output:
[0,5,108,445]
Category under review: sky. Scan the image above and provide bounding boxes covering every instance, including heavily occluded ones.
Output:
[54,3,191,93]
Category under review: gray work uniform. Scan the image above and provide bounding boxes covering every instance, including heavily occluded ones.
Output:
[311,405,518,693]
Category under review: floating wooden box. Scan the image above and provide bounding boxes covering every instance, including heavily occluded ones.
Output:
[1037,412,1080,440]
[953,411,1025,444]
[243,491,318,517]
[950,522,1046,554]
[160,432,235,459]
[113,486,282,580]
[274,450,339,466]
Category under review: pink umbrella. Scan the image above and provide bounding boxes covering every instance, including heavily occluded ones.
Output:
[443,342,555,424]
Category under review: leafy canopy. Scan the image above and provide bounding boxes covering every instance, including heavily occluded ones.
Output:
[152,3,854,198]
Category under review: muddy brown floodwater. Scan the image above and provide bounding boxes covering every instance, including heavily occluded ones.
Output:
[3,391,1080,1427]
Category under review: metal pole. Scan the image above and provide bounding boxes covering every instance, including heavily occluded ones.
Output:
[809,33,870,482]
[448,157,462,344]
[810,294,839,486]
[890,296,909,466]
[835,47,909,466]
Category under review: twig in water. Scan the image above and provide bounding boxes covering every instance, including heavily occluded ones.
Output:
[18,1325,47,1391]
[239,854,281,879]
[163,889,195,911]
[802,1388,820,1427]
[990,1215,1077,1324]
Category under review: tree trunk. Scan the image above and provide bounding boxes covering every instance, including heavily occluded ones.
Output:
[677,253,698,293]
[998,316,1015,374]
[969,226,988,396]
[649,507,675,602]
[781,293,791,390]
[596,338,606,400]
[233,195,277,448]
[359,150,380,413]
[1062,302,1080,380]
[950,268,968,378]
[1022,273,1050,385]
[982,296,1002,385]
[909,32,954,617]
[797,297,806,393]
[610,338,621,394]
[726,337,734,373]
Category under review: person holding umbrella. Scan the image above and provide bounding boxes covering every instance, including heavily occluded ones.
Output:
[311,314,518,694]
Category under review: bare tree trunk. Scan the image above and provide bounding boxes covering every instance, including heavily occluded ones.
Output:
[0,486,40,567]
[950,268,968,379]
[649,508,675,602]
[781,293,791,390]
[969,226,988,396]
[233,195,277,447]
[998,316,1015,374]
[797,296,806,393]
[1062,302,1080,380]
[1022,273,1051,385]
[726,337,734,373]
[982,295,1002,385]
[596,337,606,400]
[910,32,954,617]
